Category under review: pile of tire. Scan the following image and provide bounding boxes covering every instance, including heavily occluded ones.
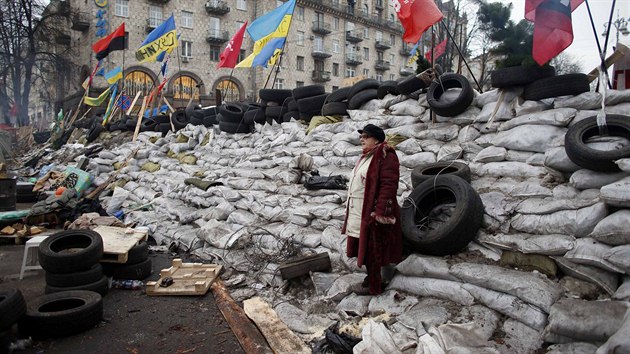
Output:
[217,102,252,134]
[0,288,26,350]
[347,78,380,110]
[101,240,152,281]
[401,162,484,256]
[490,65,591,101]
[39,229,109,296]
[259,89,293,124]
[292,84,328,122]
[426,73,474,117]
[322,86,351,116]
[396,73,430,96]
[376,80,401,99]
[189,106,218,128]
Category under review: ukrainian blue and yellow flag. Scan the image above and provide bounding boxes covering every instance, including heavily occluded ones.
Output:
[136,15,178,63]
[236,0,296,68]
[104,67,122,85]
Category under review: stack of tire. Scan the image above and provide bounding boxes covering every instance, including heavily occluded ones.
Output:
[101,240,152,281]
[189,106,219,128]
[292,85,328,122]
[376,80,401,99]
[401,161,484,256]
[217,102,251,134]
[426,73,475,117]
[259,89,293,124]
[321,86,352,116]
[0,288,26,351]
[347,79,380,110]
[39,229,109,297]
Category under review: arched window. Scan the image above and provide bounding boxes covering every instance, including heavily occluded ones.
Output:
[172,75,200,100]
[362,4,368,16]
[216,78,240,102]
[123,70,155,98]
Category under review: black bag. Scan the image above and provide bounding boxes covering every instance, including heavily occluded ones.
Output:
[304,175,348,190]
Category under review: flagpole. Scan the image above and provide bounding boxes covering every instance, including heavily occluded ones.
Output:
[267,0,297,90]
[225,68,235,103]
[120,40,126,122]
[585,0,613,89]
[439,21,482,92]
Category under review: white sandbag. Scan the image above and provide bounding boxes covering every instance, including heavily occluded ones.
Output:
[544,147,582,173]
[458,126,481,144]
[395,254,459,281]
[474,146,507,163]
[470,161,547,178]
[616,158,630,173]
[436,141,462,161]
[613,277,630,301]
[418,139,445,154]
[514,99,552,116]
[505,150,535,163]
[417,124,459,142]
[429,322,497,353]
[273,302,335,335]
[603,245,630,274]
[605,89,630,105]
[515,197,598,215]
[385,115,419,128]
[475,90,519,123]
[337,293,371,316]
[326,273,366,301]
[553,256,619,295]
[479,191,519,223]
[569,169,630,190]
[450,262,562,312]
[498,108,576,131]
[353,320,402,354]
[510,202,607,237]
[492,125,566,153]
[451,106,482,125]
[546,343,600,354]
[600,176,630,207]
[367,290,419,316]
[477,232,576,256]
[526,153,546,166]
[106,187,130,215]
[396,298,450,329]
[554,92,602,110]
[385,123,429,138]
[461,283,548,330]
[545,298,628,342]
[564,238,625,273]
[606,101,630,115]
[389,100,426,117]
[475,89,501,107]
[499,318,544,354]
[387,275,474,305]
[472,176,553,198]
[399,152,436,168]
[346,109,373,121]
[395,138,424,155]
[596,308,630,354]
[474,133,498,148]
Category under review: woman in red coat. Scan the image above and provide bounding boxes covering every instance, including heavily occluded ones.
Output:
[342,124,403,295]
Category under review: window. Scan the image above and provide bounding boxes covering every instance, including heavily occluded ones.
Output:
[149,5,162,27]
[181,40,192,58]
[296,81,304,88]
[345,67,355,77]
[376,31,384,42]
[376,74,383,81]
[236,0,247,10]
[362,4,369,17]
[333,17,340,30]
[377,51,384,61]
[314,36,323,52]
[209,17,220,37]
[363,47,369,61]
[390,53,395,64]
[363,27,369,39]
[181,11,193,28]
[273,79,284,89]
[332,39,340,53]
[346,21,354,31]
[239,49,246,62]
[333,63,339,76]
[209,45,220,61]
[315,12,324,23]
[236,21,245,32]
[114,0,128,17]
[297,31,304,46]
[389,74,395,80]
[363,68,369,77]
[296,6,304,20]
[390,14,395,23]
[390,34,396,46]
[297,56,304,71]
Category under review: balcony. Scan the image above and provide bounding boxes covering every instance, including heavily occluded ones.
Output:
[400,66,415,76]
[400,45,412,56]
[312,20,331,35]
[55,34,71,45]
[206,29,229,43]
[312,46,332,58]
[312,70,331,82]
[205,0,230,15]
[71,13,90,32]
[375,40,391,50]
[345,53,362,66]
[375,60,390,71]
[375,0,384,9]
[346,30,363,43]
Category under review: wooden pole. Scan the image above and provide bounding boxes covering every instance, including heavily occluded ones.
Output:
[133,96,148,142]
[126,91,142,116]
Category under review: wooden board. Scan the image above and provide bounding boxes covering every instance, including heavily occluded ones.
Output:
[243,297,311,354]
[146,259,222,296]
[93,225,148,263]
[278,252,331,280]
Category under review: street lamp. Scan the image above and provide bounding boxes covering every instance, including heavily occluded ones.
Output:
[602,11,630,46]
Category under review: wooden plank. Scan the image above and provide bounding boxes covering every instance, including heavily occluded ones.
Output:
[587,43,630,83]
[211,280,273,354]
[132,96,148,143]
[278,252,331,280]
[243,297,311,354]
[126,91,142,116]
[93,225,147,264]
[146,258,222,296]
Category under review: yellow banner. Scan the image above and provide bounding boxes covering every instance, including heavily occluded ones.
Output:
[135,30,178,63]
[84,87,111,106]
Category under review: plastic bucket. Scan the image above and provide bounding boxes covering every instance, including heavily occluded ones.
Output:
[0,178,17,212]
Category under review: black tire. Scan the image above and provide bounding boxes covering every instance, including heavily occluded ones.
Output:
[243,108,265,124]
[155,122,171,136]
[523,73,590,101]
[125,241,149,264]
[265,105,288,119]
[219,120,252,134]
[18,290,103,340]
[287,98,298,111]
[322,102,348,116]
[38,229,104,274]
[125,116,139,131]
[401,175,484,256]
[327,87,352,103]
[0,289,26,330]
[107,122,119,132]
[219,103,245,123]
[283,111,299,122]
[154,113,171,124]
[490,65,556,88]
[411,161,472,189]
[299,111,317,122]
[45,263,104,287]
[86,123,104,143]
[297,93,329,113]
[102,258,152,280]
[397,75,427,95]
[377,80,400,99]
[292,85,325,100]
[45,275,109,297]
[427,73,474,117]
[565,114,630,172]
[171,108,188,130]
[189,111,205,126]
[348,79,380,100]
[203,113,218,127]
[259,89,293,103]
[348,89,378,110]
[140,118,158,132]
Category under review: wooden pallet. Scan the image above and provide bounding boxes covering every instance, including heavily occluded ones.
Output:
[146,259,222,296]
[93,225,148,263]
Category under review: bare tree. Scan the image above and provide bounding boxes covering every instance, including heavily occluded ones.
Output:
[550,52,584,75]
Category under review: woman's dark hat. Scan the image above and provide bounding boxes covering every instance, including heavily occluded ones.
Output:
[358,124,385,143]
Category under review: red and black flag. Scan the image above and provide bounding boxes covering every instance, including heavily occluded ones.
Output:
[92,23,126,60]
[525,0,584,65]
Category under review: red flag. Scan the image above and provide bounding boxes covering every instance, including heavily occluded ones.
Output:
[425,38,448,61]
[395,0,443,44]
[217,21,248,69]
[526,0,584,65]
[92,23,126,60]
